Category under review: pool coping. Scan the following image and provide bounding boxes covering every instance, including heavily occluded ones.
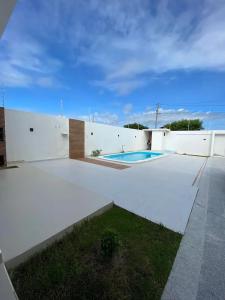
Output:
[99,151,169,164]
[77,157,130,170]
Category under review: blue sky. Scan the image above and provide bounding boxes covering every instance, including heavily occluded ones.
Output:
[1,0,225,128]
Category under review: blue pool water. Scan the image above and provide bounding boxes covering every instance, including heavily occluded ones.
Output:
[101,151,164,163]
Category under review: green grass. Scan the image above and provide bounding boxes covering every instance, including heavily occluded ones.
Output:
[10,206,182,300]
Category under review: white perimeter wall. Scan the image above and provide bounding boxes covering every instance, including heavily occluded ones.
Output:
[165,131,213,156]
[85,122,148,156]
[5,108,225,161]
[213,134,225,156]
[5,109,69,162]
[152,130,215,156]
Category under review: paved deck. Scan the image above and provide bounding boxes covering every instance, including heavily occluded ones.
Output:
[0,164,112,268]
[31,154,205,233]
[162,157,225,299]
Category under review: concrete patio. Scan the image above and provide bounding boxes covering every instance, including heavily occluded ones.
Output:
[31,154,205,233]
[0,164,112,268]
[0,154,204,269]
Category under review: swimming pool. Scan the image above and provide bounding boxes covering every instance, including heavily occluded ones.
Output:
[100,151,165,163]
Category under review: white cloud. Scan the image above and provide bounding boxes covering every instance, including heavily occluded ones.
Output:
[76,107,225,129]
[2,0,225,93]
[0,61,32,87]
[125,108,225,128]
[36,77,61,88]
[68,0,225,94]
[123,103,133,114]
[0,30,63,88]
[92,78,148,95]
[78,112,119,125]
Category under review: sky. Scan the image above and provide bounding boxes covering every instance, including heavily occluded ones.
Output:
[1,0,225,129]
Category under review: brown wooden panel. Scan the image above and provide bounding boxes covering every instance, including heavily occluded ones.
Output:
[69,119,85,159]
[0,107,6,165]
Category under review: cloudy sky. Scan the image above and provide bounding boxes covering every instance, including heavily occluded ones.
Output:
[1,0,225,128]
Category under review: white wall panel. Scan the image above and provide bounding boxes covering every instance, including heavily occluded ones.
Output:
[5,109,69,162]
[213,134,225,156]
[85,122,148,156]
[164,131,212,156]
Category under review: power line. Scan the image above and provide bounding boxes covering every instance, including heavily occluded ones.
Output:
[144,110,225,115]
[153,111,225,115]
[160,103,225,107]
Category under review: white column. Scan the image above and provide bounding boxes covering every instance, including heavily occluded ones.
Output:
[210,131,215,157]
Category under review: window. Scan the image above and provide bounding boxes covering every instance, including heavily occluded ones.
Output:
[118,134,120,138]
[164,132,166,136]
[0,128,4,141]
[91,132,93,135]
[30,128,34,132]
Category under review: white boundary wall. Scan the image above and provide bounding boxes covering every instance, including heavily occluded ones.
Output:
[213,133,225,156]
[152,130,225,157]
[85,121,148,156]
[5,109,69,162]
[165,131,213,156]
[4,109,225,161]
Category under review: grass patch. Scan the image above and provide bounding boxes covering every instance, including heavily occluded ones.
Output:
[10,206,182,300]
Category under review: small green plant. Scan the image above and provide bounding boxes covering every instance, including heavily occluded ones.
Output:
[92,149,102,157]
[101,228,119,258]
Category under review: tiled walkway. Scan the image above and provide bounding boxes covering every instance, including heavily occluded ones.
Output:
[162,157,225,300]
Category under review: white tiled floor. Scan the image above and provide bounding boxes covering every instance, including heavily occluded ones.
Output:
[32,154,205,233]
[0,154,205,271]
[0,164,112,265]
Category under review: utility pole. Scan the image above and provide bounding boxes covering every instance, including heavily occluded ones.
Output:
[155,103,160,129]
